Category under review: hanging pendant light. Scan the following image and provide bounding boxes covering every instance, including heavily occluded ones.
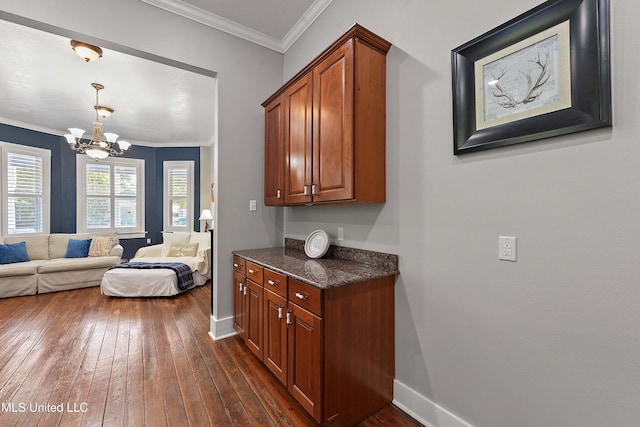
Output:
[65,83,131,160]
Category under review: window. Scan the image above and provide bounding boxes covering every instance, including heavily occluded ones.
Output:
[77,156,145,236]
[0,142,50,236]
[164,161,194,232]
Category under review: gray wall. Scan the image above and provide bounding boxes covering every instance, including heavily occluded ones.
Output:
[283,1,640,427]
[5,0,639,426]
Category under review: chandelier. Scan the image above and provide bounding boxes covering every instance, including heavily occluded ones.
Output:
[64,83,131,160]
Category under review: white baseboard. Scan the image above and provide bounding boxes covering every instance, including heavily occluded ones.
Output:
[393,380,473,427]
[208,314,236,340]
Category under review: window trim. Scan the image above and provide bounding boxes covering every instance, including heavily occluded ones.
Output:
[0,142,51,236]
[163,161,194,232]
[76,155,145,236]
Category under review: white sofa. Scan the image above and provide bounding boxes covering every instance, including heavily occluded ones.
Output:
[100,231,211,297]
[0,233,123,298]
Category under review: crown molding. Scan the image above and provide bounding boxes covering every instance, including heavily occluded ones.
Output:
[0,117,66,137]
[0,117,208,148]
[281,0,333,52]
[139,0,333,54]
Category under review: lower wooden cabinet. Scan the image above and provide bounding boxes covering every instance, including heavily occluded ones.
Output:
[244,279,263,360]
[232,271,245,338]
[263,289,287,384]
[287,301,322,421]
[232,256,394,426]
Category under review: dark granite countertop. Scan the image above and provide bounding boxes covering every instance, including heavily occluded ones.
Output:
[233,240,399,289]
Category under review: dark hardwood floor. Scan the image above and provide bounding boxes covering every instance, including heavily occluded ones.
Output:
[0,284,422,426]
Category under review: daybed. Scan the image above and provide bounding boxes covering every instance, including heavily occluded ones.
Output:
[0,233,123,298]
[100,231,211,297]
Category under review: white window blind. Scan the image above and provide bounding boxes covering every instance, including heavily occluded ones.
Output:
[164,161,194,232]
[1,143,50,235]
[77,156,144,235]
[86,163,111,229]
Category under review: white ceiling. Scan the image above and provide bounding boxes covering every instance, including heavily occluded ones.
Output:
[0,1,332,147]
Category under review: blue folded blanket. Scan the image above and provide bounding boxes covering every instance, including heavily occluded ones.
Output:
[110,262,195,291]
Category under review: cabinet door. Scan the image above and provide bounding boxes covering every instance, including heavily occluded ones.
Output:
[287,302,323,422]
[284,73,313,205]
[264,93,285,206]
[263,290,287,385]
[312,39,354,203]
[245,279,264,360]
[232,272,246,338]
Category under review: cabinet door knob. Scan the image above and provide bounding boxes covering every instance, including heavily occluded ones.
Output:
[286,310,291,326]
[239,282,243,292]
[295,292,308,301]
[278,306,283,319]
[244,286,247,296]
[312,184,318,195]
[277,189,281,199]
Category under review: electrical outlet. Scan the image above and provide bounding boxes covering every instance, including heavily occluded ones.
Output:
[338,227,344,241]
[249,200,257,212]
[498,236,517,261]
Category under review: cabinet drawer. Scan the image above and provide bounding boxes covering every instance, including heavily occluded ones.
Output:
[289,278,322,316]
[233,255,246,275]
[246,261,264,285]
[264,269,287,298]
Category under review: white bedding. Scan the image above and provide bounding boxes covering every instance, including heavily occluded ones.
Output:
[101,267,209,297]
[128,255,208,275]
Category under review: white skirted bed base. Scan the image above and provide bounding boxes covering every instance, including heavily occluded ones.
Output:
[100,267,209,297]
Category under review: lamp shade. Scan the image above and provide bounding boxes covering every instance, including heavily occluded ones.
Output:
[68,128,85,139]
[104,132,119,143]
[85,147,109,160]
[199,209,213,221]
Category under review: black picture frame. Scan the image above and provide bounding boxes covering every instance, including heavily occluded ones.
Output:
[451,0,611,154]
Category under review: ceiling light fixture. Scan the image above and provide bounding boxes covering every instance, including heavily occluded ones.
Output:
[64,83,131,161]
[95,105,114,118]
[70,40,103,62]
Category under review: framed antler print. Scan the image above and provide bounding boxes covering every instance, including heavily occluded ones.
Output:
[451,0,611,154]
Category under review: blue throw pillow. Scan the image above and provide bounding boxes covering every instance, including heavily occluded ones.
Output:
[0,241,31,264]
[65,238,91,258]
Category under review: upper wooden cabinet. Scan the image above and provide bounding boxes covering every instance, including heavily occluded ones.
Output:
[264,93,285,205]
[263,24,391,206]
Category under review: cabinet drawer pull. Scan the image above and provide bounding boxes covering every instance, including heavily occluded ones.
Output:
[243,286,247,296]
[312,184,318,195]
[233,263,239,268]
[304,185,309,196]
[278,306,283,319]
[267,280,276,286]
[248,269,255,274]
[295,292,308,301]
[277,189,281,199]
[239,282,243,292]
[286,310,291,326]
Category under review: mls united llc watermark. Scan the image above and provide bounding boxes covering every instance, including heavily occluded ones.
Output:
[1,402,88,413]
